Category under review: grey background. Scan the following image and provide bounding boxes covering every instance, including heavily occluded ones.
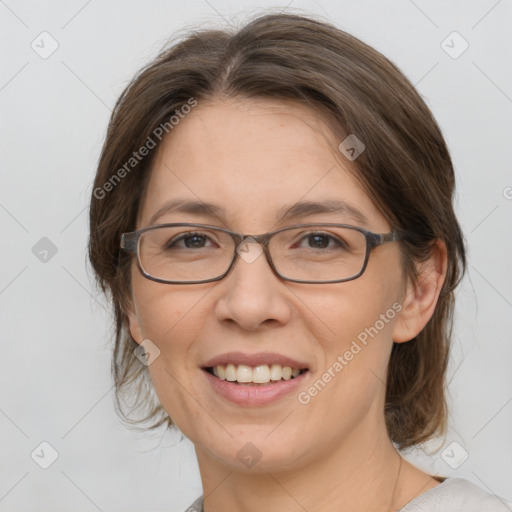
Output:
[1,0,511,510]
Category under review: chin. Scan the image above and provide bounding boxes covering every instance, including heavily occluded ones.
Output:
[196,427,309,473]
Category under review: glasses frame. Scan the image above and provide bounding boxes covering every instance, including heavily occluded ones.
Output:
[120,222,406,285]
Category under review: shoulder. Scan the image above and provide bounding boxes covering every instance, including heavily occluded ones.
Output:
[183,495,203,512]
[400,478,512,511]
[183,481,512,512]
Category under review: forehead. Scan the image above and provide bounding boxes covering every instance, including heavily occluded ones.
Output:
[138,98,387,232]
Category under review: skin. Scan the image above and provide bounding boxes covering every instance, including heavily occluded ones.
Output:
[127,98,448,512]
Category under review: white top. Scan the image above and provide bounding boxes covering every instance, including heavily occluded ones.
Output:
[399,477,512,511]
[184,478,512,511]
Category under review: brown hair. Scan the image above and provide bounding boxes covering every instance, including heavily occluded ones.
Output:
[88,12,466,449]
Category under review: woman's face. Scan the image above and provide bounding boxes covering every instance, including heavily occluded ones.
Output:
[127,98,410,472]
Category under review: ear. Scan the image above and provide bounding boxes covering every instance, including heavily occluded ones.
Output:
[392,240,448,343]
[125,297,143,344]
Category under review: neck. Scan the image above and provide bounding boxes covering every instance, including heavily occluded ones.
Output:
[194,418,408,512]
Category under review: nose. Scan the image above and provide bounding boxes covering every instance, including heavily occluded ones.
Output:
[214,239,292,331]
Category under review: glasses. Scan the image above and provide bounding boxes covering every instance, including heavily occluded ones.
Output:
[120,222,405,285]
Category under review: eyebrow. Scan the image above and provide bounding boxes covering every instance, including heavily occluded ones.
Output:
[148,198,370,228]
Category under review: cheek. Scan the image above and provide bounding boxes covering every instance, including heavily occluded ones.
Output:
[296,288,398,430]
[303,274,399,350]
[131,278,229,420]
[131,281,212,427]
[131,264,196,339]
[302,277,399,400]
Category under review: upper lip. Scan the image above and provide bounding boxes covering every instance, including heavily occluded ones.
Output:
[202,352,309,369]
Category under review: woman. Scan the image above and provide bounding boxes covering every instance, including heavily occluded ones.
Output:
[88,13,512,511]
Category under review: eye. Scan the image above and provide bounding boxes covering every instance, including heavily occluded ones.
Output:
[166,232,217,250]
[295,232,349,250]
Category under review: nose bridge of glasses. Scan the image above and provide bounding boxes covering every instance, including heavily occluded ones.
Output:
[238,231,271,246]
[232,232,274,269]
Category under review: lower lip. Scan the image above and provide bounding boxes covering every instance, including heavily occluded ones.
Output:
[202,369,309,406]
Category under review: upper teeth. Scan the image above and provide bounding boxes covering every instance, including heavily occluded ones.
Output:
[212,364,302,383]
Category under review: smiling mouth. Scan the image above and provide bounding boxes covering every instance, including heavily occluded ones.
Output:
[204,364,309,386]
